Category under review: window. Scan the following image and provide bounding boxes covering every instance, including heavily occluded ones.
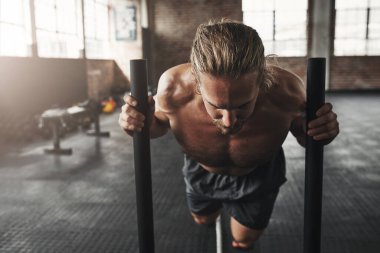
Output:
[0,0,31,56]
[242,0,307,56]
[84,0,110,59]
[0,0,111,59]
[35,0,83,58]
[335,0,380,55]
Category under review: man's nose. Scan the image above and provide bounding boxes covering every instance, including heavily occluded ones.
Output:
[222,110,237,127]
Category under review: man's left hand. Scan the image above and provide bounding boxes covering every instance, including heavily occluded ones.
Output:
[307,102,339,143]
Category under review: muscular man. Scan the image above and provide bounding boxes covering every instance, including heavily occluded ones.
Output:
[119,19,339,250]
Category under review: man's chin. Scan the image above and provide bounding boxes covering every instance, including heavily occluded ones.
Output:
[218,125,243,135]
[213,119,245,135]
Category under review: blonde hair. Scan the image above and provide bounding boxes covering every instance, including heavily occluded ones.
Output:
[190,19,274,91]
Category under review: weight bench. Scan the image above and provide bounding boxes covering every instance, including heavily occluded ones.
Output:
[39,101,110,155]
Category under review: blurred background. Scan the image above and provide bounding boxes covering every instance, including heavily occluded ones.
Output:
[0,0,379,142]
[0,0,379,252]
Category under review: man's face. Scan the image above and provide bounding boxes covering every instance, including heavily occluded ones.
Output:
[198,72,259,135]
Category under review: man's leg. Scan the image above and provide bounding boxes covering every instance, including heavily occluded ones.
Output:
[226,189,280,249]
[191,209,221,225]
[186,192,223,226]
[230,216,264,249]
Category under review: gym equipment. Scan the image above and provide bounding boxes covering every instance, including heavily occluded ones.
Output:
[130,59,155,253]
[84,100,111,137]
[39,108,73,155]
[131,57,326,253]
[304,58,326,253]
[216,215,223,253]
[40,100,110,155]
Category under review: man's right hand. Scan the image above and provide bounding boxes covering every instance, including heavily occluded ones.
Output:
[118,94,155,136]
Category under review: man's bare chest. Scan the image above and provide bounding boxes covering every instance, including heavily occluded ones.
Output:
[170,105,292,170]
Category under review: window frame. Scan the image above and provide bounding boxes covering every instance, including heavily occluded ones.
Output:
[0,0,30,56]
[334,2,380,56]
[242,0,308,57]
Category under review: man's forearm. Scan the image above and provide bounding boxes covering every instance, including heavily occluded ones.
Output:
[149,115,169,139]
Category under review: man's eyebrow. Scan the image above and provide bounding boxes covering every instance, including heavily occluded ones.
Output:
[205,99,252,109]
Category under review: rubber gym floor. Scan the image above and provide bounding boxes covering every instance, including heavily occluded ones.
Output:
[0,92,379,253]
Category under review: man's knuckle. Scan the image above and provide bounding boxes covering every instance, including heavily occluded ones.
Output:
[121,122,128,130]
[126,117,134,124]
[320,124,327,131]
[132,110,139,118]
[328,121,336,129]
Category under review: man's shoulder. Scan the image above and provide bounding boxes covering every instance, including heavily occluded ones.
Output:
[270,65,304,92]
[266,65,306,111]
[155,63,195,113]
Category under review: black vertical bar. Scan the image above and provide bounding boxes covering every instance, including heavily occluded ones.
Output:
[365,7,370,40]
[80,0,87,59]
[94,113,100,134]
[29,0,38,57]
[142,28,153,92]
[52,123,60,149]
[304,58,326,253]
[273,10,276,41]
[130,59,155,253]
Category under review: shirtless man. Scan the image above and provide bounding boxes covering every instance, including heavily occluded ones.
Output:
[119,19,339,250]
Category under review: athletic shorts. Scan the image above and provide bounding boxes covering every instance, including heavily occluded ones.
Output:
[182,147,287,230]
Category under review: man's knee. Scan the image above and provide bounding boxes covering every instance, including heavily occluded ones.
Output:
[191,211,220,225]
[231,217,265,249]
[232,231,263,249]
[192,215,214,225]
[234,230,264,245]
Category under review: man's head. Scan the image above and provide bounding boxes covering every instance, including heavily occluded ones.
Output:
[190,19,273,90]
[190,19,273,135]
[198,72,260,135]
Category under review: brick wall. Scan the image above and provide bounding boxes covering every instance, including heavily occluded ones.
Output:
[267,56,380,90]
[87,59,129,100]
[149,0,380,91]
[87,60,115,100]
[276,57,308,84]
[268,56,380,90]
[151,0,242,84]
[330,56,380,90]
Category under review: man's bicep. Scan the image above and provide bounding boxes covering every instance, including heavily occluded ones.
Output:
[148,98,171,138]
[290,115,305,138]
[154,110,170,128]
[290,114,306,147]
[153,95,171,128]
[285,71,306,145]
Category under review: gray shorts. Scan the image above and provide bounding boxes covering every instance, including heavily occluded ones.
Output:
[183,147,287,230]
